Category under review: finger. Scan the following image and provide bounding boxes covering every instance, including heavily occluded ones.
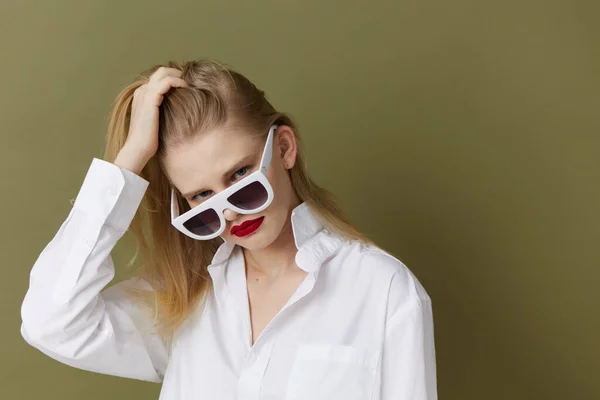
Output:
[154,76,188,95]
[149,66,183,83]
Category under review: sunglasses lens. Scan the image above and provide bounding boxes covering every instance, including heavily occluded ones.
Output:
[183,208,220,236]
[227,181,268,210]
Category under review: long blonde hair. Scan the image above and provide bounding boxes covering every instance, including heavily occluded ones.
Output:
[103,59,373,338]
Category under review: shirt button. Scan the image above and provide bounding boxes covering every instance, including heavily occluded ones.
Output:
[107,187,117,196]
[248,351,258,363]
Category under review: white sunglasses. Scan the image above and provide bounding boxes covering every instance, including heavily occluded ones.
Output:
[170,125,277,240]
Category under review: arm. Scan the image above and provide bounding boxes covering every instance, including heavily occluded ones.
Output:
[380,272,437,399]
[20,158,168,382]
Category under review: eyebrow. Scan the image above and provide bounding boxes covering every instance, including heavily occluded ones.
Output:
[180,154,255,198]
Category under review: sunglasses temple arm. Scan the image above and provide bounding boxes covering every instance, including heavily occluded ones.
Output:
[170,188,178,221]
[260,125,276,174]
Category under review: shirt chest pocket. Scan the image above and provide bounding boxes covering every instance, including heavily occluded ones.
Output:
[284,343,380,400]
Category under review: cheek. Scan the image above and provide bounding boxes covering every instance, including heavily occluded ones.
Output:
[267,164,292,201]
[260,208,289,243]
[258,202,288,237]
[266,165,279,188]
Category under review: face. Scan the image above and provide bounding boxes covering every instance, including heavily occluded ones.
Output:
[162,123,300,250]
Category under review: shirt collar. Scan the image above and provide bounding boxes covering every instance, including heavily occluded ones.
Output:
[208,202,344,273]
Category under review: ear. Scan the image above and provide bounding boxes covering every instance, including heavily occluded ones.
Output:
[276,125,298,170]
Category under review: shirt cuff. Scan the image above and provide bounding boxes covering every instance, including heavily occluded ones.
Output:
[73,158,149,234]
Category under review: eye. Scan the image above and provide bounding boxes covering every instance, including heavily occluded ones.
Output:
[190,166,251,203]
[192,190,212,202]
[233,166,250,180]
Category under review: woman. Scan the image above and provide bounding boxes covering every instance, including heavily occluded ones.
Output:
[20,60,437,399]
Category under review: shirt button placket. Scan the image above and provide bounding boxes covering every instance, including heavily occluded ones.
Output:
[237,341,274,400]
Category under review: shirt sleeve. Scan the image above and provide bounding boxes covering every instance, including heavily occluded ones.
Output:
[380,270,438,399]
[20,158,169,382]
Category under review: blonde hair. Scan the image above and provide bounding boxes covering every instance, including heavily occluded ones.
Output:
[103,59,373,338]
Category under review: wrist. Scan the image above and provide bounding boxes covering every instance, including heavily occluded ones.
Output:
[114,146,151,175]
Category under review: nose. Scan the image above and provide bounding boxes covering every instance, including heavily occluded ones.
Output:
[223,208,238,222]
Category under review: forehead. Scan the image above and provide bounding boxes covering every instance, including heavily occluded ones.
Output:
[163,127,263,194]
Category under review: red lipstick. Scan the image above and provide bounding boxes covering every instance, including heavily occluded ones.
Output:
[231,216,264,238]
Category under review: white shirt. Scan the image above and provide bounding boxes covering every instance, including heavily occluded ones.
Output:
[21,158,437,400]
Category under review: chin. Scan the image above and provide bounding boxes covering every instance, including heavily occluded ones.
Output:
[228,219,280,250]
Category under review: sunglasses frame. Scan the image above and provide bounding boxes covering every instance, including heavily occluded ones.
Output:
[170,125,277,240]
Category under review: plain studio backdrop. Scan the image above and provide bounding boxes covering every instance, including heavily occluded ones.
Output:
[1,1,598,399]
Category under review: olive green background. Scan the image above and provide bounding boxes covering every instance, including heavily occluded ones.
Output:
[1,0,598,399]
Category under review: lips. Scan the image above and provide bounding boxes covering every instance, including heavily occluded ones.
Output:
[231,216,264,236]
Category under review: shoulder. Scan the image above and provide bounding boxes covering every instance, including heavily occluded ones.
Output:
[340,239,432,310]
